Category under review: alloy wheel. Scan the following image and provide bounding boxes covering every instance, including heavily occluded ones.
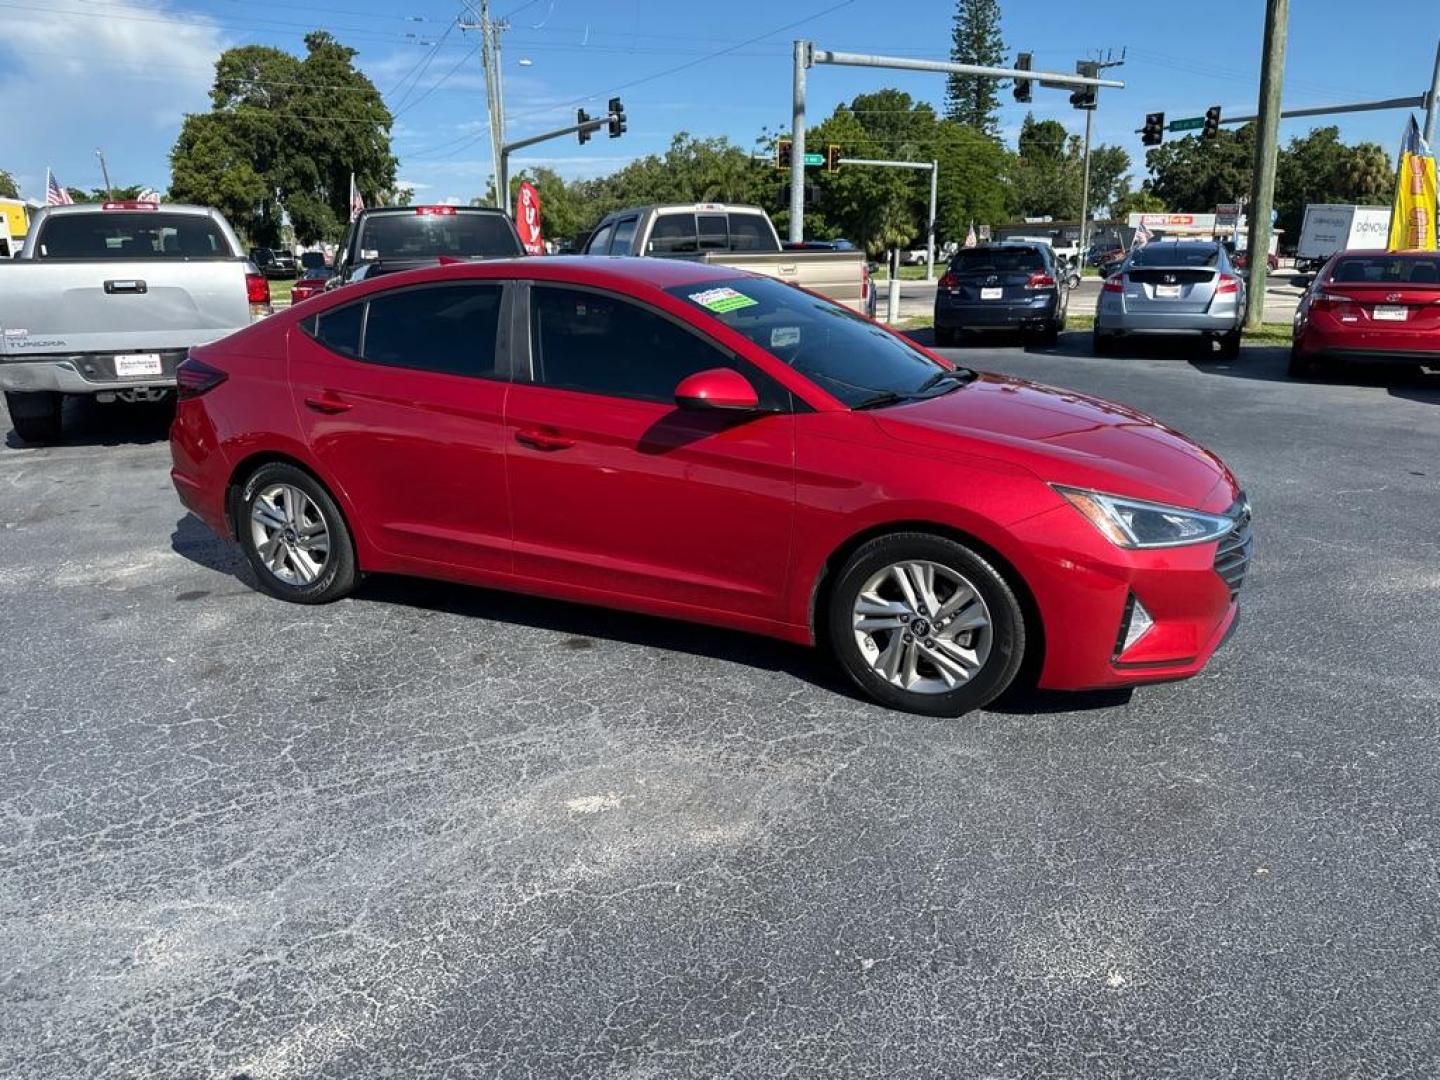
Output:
[851,560,993,694]
[249,483,330,587]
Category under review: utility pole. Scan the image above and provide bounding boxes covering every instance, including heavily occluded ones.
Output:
[95,149,113,201]
[1244,0,1288,330]
[461,1,508,209]
[1425,38,1440,144]
[789,40,808,243]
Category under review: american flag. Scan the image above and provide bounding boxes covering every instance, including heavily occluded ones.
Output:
[45,169,73,206]
[349,173,364,221]
[963,221,978,248]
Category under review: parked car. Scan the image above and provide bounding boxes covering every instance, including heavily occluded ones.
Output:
[1094,241,1244,358]
[1231,249,1280,273]
[0,200,267,443]
[250,247,298,279]
[289,266,331,305]
[782,238,858,252]
[170,257,1250,717]
[331,205,525,288]
[1289,250,1440,378]
[584,203,874,317]
[1087,243,1125,268]
[933,242,1070,346]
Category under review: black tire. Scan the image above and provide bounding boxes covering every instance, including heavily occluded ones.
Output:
[1036,320,1060,346]
[5,390,63,444]
[826,532,1027,717]
[237,462,357,604]
[1287,344,1316,378]
[1092,329,1114,355]
[933,326,957,347]
[1218,329,1242,360]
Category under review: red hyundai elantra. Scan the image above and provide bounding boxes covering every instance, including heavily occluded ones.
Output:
[170,258,1251,716]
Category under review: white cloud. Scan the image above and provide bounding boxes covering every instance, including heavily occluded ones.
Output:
[0,0,223,196]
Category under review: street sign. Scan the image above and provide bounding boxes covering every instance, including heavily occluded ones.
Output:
[1169,116,1205,132]
[1215,203,1239,228]
[802,153,825,166]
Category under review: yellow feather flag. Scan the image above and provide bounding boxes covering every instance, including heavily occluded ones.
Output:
[1387,117,1437,251]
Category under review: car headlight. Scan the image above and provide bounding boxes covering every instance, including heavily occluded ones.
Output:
[1054,486,1235,549]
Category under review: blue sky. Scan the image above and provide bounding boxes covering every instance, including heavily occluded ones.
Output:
[1,0,1435,206]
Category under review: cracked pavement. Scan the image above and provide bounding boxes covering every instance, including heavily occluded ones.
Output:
[2,340,1439,1078]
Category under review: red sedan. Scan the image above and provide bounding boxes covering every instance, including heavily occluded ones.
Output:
[1291,250,1440,377]
[171,258,1251,716]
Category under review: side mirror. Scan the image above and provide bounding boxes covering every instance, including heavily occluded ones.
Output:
[675,367,760,412]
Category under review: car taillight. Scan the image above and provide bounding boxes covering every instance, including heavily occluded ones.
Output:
[176,356,227,400]
[1025,272,1056,289]
[1215,274,1239,295]
[1311,290,1353,312]
[938,272,957,289]
[1102,275,1125,293]
[245,269,272,319]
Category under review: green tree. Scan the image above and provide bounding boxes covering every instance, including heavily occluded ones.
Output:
[1110,179,1166,219]
[0,170,18,199]
[1274,126,1390,237]
[944,0,1005,138]
[1010,113,1130,220]
[1143,125,1256,213]
[169,32,396,245]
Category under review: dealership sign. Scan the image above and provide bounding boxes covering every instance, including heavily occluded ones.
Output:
[516,181,544,255]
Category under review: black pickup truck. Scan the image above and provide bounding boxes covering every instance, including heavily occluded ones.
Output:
[330,205,525,288]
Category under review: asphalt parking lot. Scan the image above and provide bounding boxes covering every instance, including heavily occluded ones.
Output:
[3,337,1439,1078]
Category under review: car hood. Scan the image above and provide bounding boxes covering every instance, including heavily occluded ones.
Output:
[874,373,1236,511]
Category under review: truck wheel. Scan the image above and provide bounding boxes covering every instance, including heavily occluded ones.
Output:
[5,391,63,444]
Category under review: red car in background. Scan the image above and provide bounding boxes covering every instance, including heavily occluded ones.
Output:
[170,258,1251,717]
[1290,250,1440,377]
[288,266,330,305]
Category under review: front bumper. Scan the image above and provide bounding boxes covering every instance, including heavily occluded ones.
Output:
[0,351,187,394]
[934,293,1058,329]
[1010,499,1249,691]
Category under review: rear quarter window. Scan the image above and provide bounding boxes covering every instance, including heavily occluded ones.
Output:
[305,303,363,359]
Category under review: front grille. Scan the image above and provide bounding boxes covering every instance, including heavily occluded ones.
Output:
[1213,496,1253,597]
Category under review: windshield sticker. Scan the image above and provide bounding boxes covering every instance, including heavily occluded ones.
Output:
[770,326,801,348]
[360,248,380,260]
[689,286,758,314]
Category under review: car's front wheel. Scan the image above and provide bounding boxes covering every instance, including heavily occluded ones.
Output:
[237,462,357,604]
[826,533,1027,717]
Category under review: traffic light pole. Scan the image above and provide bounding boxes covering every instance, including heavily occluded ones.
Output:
[787,40,1125,244]
[1244,0,1288,330]
[497,111,618,218]
[837,158,939,280]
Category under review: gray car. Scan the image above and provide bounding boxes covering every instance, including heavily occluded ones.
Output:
[1094,240,1244,358]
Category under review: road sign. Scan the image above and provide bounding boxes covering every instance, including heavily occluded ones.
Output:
[1215,203,1239,228]
[1169,116,1205,132]
[802,152,825,166]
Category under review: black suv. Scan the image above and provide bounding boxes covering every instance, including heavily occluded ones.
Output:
[933,242,1070,346]
[331,205,524,287]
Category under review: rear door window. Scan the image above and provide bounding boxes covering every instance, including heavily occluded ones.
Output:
[585,222,615,255]
[361,284,504,377]
[647,213,698,254]
[609,216,638,256]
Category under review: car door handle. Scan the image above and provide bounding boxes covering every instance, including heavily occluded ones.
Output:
[515,427,575,451]
[304,393,352,415]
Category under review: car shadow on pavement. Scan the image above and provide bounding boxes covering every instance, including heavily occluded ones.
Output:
[171,512,257,585]
[1185,344,1440,405]
[3,395,174,449]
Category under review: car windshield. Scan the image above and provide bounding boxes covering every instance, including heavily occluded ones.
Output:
[1329,255,1440,285]
[37,212,232,259]
[949,248,1045,274]
[1130,244,1219,268]
[666,277,965,408]
[355,210,522,261]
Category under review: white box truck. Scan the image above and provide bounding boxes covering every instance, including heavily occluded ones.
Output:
[1295,204,1390,272]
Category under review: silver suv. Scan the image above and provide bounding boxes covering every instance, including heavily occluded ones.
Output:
[1094,241,1245,358]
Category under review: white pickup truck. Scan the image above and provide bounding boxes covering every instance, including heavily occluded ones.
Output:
[0,201,266,443]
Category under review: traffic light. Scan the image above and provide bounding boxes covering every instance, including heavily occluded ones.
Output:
[607,96,626,138]
[775,138,793,170]
[825,143,842,172]
[1013,52,1032,104]
[1069,61,1098,110]
[577,108,592,145]
[1203,105,1222,139]
[1142,111,1165,146]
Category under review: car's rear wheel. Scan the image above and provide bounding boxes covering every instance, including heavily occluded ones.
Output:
[826,533,1026,717]
[934,326,957,347]
[1092,328,1115,355]
[5,390,63,444]
[1036,320,1060,346]
[1287,344,1316,378]
[237,462,357,604]
[1218,329,1241,360]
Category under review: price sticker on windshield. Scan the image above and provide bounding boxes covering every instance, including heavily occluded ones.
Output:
[689,287,758,314]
